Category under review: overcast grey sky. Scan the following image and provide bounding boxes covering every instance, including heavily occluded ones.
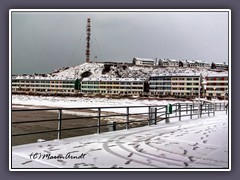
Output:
[11,11,229,74]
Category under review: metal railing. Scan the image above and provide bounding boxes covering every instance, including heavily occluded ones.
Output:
[12,102,228,145]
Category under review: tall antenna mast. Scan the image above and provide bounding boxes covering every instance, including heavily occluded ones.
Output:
[86,18,91,63]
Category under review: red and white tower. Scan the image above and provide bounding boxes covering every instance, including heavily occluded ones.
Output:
[86,18,91,63]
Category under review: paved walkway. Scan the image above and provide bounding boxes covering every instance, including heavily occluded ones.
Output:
[11,112,229,170]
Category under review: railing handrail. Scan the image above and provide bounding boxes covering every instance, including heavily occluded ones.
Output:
[12,105,167,112]
[12,102,227,145]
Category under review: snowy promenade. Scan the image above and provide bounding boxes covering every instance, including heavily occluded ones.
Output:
[11,111,228,169]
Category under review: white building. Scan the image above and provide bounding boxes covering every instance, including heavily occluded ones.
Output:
[168,59,179,67]
[187,60,197,68]
[133,57,155,66]
[211,62,228,70]
[179,60,189,68]
[159,59,169,67]
[202,61,211,69]
[159,59,179,67]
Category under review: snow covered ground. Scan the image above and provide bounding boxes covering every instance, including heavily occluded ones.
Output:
[12,95,191,108]
[12,95,193,115]
[11,95,229,170]
[12,95,226,115]
[11,111,229,170]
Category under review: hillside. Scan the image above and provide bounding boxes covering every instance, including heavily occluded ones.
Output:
[15,62,228,80]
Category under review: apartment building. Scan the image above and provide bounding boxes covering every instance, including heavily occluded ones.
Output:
[158,59,210,69]
[179,60,189,68]
[159,59,179,67]
[149,74,201,97]
[133,57,155,66]
[211,62,228,70]
[205,75,228,98]
[168,59,179,67]
[81,78,146,95]
[159,59,169,67]
[149,75,171,95]
[12,77,75,94]
[171,75,200,96]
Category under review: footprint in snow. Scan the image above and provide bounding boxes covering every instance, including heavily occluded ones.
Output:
[183,162,189,167]
[127,152,133,157]
[203,140,207,144]
[125,160,132,165]
[21,160,32,165]
[188,156,194,162]
[193,146,199,151]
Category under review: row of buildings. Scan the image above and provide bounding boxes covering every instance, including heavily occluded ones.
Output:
[12,74,228,98]
[148,74,228,97]
[132,57,228,70]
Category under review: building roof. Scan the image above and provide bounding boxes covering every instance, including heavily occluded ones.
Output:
[159,59,169,62]
[168,59,179,62]
[133,57,155,62]
[213,62,228,66]
[207,74,228,77]
[13,76,75,81]
[82,77,146,82]
[150,73,201,77]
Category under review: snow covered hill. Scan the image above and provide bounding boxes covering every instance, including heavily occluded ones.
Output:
[14,62,228,80]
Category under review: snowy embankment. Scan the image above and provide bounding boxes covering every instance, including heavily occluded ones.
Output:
[12,111,229,169]
[12,95,226,117]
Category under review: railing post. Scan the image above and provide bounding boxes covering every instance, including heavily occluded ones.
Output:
[148,106,151,126]
[98,108,101,134]
[112,122,116,131]
[208,104,210,116]
[165,106,169,123]
[220,103,222,110]
[226,104,228,114]
[57,109,62,140]
[213,103,215,116]
[179,104,181,121]
[205,103,207,112]
[175,104,177,116]
[154,108,157,125]
[186,103,188,114]
[126,107,129,129]
[190,105,192,119]
[200,104,202,118]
